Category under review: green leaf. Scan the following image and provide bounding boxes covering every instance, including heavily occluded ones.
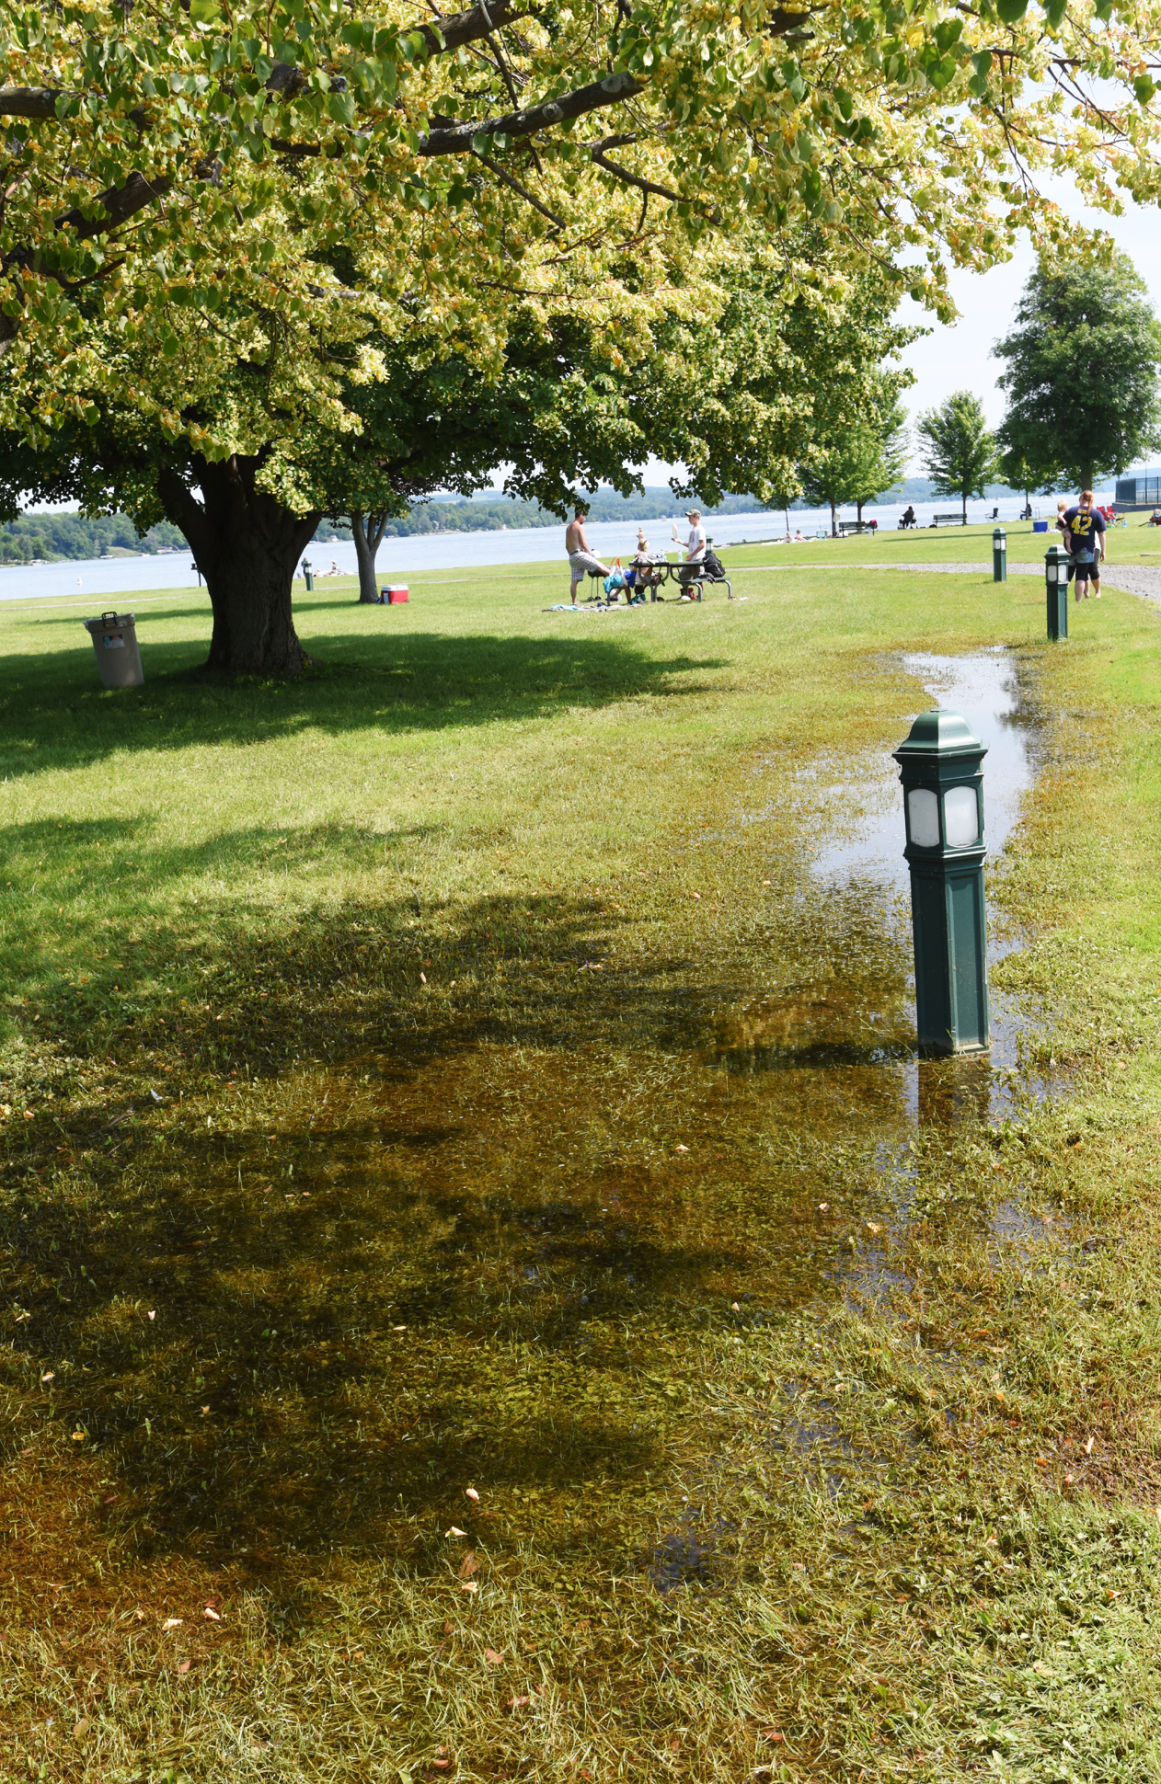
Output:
[994,0,1029,22]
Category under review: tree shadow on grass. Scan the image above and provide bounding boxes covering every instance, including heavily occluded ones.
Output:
[0,629,726,781]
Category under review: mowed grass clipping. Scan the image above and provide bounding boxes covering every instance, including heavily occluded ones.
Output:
[3,556,1161,1782]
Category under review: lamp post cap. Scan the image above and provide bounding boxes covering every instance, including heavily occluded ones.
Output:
[893,707,986,761]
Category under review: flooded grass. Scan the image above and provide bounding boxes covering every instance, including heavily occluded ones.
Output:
[5,561,1161,1778]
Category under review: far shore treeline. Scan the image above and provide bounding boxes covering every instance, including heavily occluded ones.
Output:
[1,479,1029,567]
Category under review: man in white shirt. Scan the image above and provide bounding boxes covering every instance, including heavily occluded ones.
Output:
[677,508,707,595]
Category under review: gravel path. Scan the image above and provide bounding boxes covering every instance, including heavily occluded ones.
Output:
[846,560,1161,604]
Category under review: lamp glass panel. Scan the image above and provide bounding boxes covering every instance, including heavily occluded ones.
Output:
[943,784,979,848]
[907,787,941,846]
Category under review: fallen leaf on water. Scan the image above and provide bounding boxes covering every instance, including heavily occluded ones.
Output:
[162,1618,183,1630]
[484,1648,504,1665]
[446,1526,467,1538]
[465,1487,480,1502]
[457,1552,479,1580]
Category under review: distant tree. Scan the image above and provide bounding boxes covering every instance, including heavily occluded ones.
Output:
[801,390,909,534]
[917,393,999,523]
[994,255,1161,493]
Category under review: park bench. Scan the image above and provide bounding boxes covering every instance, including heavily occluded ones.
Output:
[929,512,967,526]
[836,520,875,536]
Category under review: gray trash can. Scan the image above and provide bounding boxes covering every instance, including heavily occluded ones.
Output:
[83,611,144,688]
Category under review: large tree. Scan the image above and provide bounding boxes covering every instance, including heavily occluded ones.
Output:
[0,254,916,671]
[3,1,1161,672]
[994,255,1161,493]
[3,0,1161,412]
[917,392,1000,523]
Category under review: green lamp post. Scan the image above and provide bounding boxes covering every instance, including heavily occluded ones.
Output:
[992,527,1007,583]
[1045,545,1069,641]
[302,558,315,592]
[893,710,990,1057]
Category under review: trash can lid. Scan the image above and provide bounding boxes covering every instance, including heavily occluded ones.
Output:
[83,612,136,630]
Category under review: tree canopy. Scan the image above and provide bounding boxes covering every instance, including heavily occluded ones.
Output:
[995,255,1161,493]
[4,0,1161,455]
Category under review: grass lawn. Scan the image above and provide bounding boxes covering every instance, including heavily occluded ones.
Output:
[4,556,1161,1781]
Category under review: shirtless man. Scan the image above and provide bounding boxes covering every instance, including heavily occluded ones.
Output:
[565,507,609,604]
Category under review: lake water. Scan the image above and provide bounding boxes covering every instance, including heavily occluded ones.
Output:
[0,493,1079,606]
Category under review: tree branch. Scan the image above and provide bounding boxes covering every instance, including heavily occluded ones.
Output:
[589,146,684,206]
[419,71,643,154]
[470,148,564,226]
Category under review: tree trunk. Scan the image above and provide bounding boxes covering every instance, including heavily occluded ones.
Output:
[351,509,389,603]
[830,499,837,537]
[856,497,864,524]
[158,455,320,677]
[961,488,968,523]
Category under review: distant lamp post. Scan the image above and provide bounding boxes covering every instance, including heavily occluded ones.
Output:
[992,528,1007,583]
[893,710,990,1057]
[1045,545,1069,641]
[302,558,315,592]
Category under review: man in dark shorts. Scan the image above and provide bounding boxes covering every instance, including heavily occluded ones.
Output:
[1063,489,1106,600]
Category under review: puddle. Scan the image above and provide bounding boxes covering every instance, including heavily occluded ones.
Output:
[731,649,1053,1123]
[32,648,1065,1585]
[812,648,1035,889]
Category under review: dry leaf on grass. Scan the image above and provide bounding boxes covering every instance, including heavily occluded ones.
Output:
[484,1648,504,1665]
[178,1659,192,1675]
[457,1552,480,1580]
[508,1695,530,1709]
[465,1487,480,1502]
[445,1526,467,1537]
[460,1581,478,1594]
[203,1606,221,1621]
[162,1618,183,1630]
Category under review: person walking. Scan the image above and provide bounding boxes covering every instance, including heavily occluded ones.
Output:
[565,507,610,605]
[1063,489,1106,600]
